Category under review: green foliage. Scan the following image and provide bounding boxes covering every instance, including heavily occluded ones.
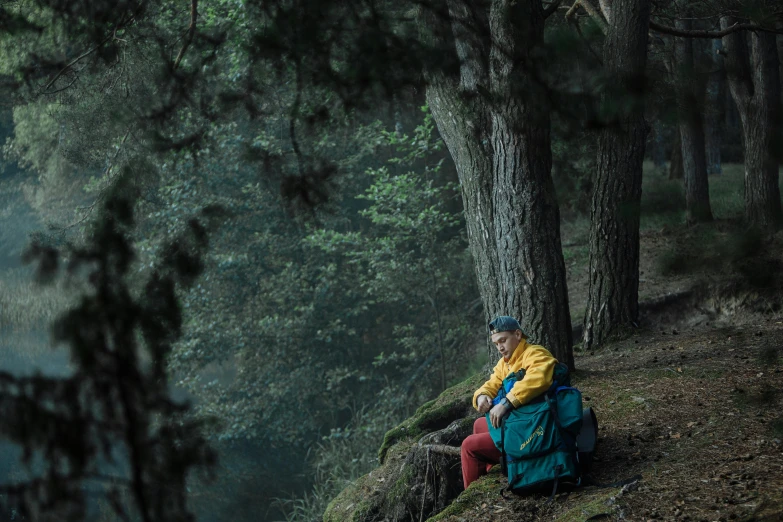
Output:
[261,113,480,522]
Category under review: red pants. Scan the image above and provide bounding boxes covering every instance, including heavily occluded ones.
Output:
[460,417,501,489]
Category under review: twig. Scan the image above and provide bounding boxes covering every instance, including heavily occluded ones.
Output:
[40,37,110,93]
[40,15,135,94]
[419,444,461,457]
[173,0,198,69]
[565,0,581,19]
[58,130,132,230]
[40,76,79,96]
[649,20,783,39]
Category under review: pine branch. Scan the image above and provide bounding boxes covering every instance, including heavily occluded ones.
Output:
[173,0,198,70]
[40,16,135,94]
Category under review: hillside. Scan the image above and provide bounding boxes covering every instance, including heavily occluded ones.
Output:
[323,165,783,522]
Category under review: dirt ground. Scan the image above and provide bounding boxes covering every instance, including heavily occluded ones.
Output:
[432,222,783,522]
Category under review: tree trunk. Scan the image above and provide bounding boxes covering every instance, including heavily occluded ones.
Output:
[422,0,573,367]
[669,126,683,179]
[704,39,725,176]
[721,19,782,229]
[582,0,650,350]
[674,17,712,223]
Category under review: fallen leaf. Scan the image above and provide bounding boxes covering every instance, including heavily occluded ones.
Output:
[671,432,682,439]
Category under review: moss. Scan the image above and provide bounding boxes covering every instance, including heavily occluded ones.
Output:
[324,440,416,522]
[323,481,374,522]
[425,471,502,521]
[381,463,418,512]
[378,373,485,463]
[553,489,619,522]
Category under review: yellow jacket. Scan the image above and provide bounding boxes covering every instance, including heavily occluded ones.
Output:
[472,340,557,409]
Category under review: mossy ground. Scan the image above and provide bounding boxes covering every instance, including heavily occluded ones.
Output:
[324,440,417,522]
[425,470,504,521]
[377,372,485,463]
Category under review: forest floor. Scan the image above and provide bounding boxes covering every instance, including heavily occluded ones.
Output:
[428,166,783,522]
[434,306,783,522]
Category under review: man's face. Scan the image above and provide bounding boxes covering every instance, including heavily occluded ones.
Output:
[491,330,523,360]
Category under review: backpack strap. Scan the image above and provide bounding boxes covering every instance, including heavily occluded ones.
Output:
[498,417,512,500]
[499,416,507,475]
[577,407,598,453]
[547,464,564,502]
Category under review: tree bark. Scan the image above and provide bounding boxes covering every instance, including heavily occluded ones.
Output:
[669,126,684,179]
[704,39,725,176]
[582,0,650,350]
[421,0,573,367]
[651,121,667,169]
[721,18,782,229]
[674,16,712,223]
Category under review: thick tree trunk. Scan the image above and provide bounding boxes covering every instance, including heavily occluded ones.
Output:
[486,0,572,368]
[674,17,712,223]
[423,0,573,367]
[721,19,782,229]
[704,39,725,176]
[582,0,650,350]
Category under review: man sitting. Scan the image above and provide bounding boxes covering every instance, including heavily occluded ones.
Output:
[460,315,558,489]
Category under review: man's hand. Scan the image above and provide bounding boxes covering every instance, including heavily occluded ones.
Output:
[476,395,492,414]
[489,403,509,428]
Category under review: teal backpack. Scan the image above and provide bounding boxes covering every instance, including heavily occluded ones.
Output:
[486,363,598,497]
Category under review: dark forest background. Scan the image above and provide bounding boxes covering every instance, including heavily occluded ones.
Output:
[0,0,781,521]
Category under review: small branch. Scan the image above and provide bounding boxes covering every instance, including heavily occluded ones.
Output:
[40,37,109,93]
[419,444,461,457]
[564,0,580,19]
[57,130,131,230]
[649,20,783,39]
[40,75,79,95]
[40,15,135,94]
[173,0,198,70]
